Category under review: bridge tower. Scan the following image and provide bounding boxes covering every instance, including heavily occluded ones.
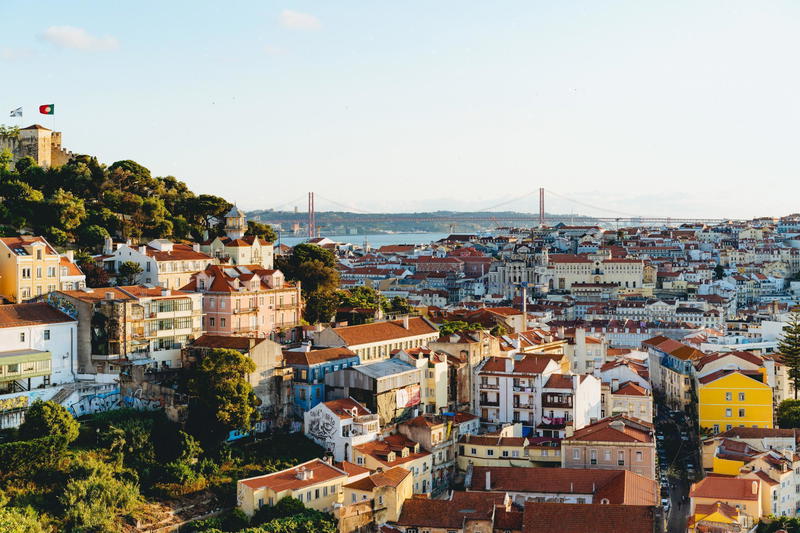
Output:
[307,192,315,239]
[538,187,545,226]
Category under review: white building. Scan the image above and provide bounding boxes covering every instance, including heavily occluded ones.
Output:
[304,398,380,462]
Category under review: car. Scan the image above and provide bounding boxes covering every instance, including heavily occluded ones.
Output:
[656,434,665,441]
[661,498,671,511]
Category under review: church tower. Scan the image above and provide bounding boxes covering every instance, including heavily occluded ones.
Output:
[224,206,247,240]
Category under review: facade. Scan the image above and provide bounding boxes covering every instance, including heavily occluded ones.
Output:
[0,303,77,393]
[303,398,380,462]
[237,458,350,516]
[391,348,448,414]
[697,370,773,434]
[342,466,413,523]
[49,285,203,374]
[185,264,302,341]
[539,373,602,439]
[353,433,434,494]
[200,206,274,268]
[313,317,439,363]
[398,414,457,495]
[561,415,657,480]
[689,477,763,530]
[547,253,644,291]
[101,239,214,290]
[284,347,360,412]
[0,236,84,303]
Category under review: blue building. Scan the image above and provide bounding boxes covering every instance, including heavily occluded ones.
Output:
[284,347,360,412]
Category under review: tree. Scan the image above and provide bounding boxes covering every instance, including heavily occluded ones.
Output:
[18,400,79,444]
[713,264,725,280]
[304,290,339,324]
[778,399,800,428]
[78,224,110,251]
[247,220,278,243]
[81,262,111,288]
[117,261,143,285]
[0,148,12,172]
[386,296,414,315]
[0,507,48,533]
[187,348,259,445]
[490,324,508,336]
[48,188,87,231]
[294,260,340,296]
[439,321,483,336]
[778,313,800,399]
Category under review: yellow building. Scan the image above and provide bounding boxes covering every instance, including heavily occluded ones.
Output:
[456,433,561,469]
[689,477,763,530]
[353,434,433,494]
[237,459,350,516]
[697,370,773,434]
[0,236,63,302]
[342,466,413,523]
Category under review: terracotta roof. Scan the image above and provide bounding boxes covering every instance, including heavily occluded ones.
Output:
[716,427,796,439]
[21,124,51,130]
[522,502,656,533]
[698,369,765,385]
[330,317,437,346]
[333,461,371,477]
[59,287,136,303]
[0,303,75,328]
[59,257,84,277]
[239,458,347,491]
[344,466,410,491]
[614,382,649,397]
[0,235,57,256]
[321,398,371,419]
[690,477,759,501]
[469,466,657,505]
[145,243,212,261]
[283,347,358,366]
[396,491,507,529]
[566,416,653,444]
[544,374,574,389]
[190,334,264,351]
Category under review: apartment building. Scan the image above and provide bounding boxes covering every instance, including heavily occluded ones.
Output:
[353,434,433,494]
[49,285,203,374]
[200,206,274,268]
[0,236,84,302]
[101,238,214,290]
[314,317,439,363]
[697,370,773,434]
[391,348,448,414]
[284,346,360,412]
[303,398,379,462]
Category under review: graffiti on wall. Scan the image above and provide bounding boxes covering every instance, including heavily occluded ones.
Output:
[67,389,121,416]
[0,395,29,412]
[42,293,78,320]
[122,387,164,411]
[306,409,337,445]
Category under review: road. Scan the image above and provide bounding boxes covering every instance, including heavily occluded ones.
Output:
[655,406,701,532]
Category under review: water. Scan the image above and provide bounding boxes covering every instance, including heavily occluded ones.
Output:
[278,232,450,248]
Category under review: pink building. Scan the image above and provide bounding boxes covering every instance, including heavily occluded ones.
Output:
[183,264,303,342]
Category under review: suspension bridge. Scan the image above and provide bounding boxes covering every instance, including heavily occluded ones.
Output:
[252,189,735,238]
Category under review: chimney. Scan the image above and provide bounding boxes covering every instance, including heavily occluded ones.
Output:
[192,243,200,252]
[104,291,115,300]
[485,470,491,491]
[752,481,758,495]
[161,288,170,297]
[103,236,113,255]
[402,315,410,329]
[65,250,74,262]
[138,245,146,254]
[611,378,619,391]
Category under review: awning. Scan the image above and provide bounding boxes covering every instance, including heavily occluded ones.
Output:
[0,349,51,366]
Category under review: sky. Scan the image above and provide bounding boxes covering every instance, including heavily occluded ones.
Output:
[2,1,799,219]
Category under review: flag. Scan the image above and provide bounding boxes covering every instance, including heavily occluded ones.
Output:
[9,107,22,117]
[39,104,54,115]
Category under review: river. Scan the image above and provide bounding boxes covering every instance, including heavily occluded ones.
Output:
[278,232,450,248]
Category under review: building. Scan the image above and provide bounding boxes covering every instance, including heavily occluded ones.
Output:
[546,252,644,291]
[101,239,214,290]
[0,303,77,393]
[398,414,457,495]
[689,477,763,530]
[183,334,291,418]
[200,206,274,268]
[0,236,84,303]
[466,465,659,507]
[394,491,516,533]
[608,381,654,422]
[561,415,657,480]
[697,369,773,434]
[304,398,380,462]
[0,124,74,169]
[325,358,423,426]
[643,335,704,409]
[48,285,203,374]
[540,373,602,439]
[313,317,439,363]
[457,424,562,469]
[391,348,448,414]
[342,466,412,523]
[185,264,302,341]
[284,346,360,412]
[353,433,433,494]
[237,458,351,516]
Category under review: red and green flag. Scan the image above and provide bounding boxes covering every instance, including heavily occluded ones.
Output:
[39,104,54,115]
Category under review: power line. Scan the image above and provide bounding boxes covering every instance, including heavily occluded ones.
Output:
[544,189,643,218]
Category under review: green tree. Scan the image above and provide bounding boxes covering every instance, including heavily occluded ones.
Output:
[304,290,339,324]
[48,188,87,231]
[247,220,278,243]
[0,507,48,533]
[778,313,800,399]
[439,320,483,336]
[386,296,414,315]
[777,399,800,428]
[45,226,69,247]
[18,400,79,444]
[293,260,339,296]
[0,148,12,172]
[117,261,144,285]
[713,264,725,280]
[187,348,259,445]
[81,262,111,288]
[490,324,508,336]
[78,224,111,250]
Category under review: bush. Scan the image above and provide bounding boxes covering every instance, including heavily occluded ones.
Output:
[19,400,79,444]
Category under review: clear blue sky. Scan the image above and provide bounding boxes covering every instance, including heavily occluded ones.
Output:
[2,1,799,218]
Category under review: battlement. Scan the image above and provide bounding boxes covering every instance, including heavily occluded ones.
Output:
[1,124,75,169]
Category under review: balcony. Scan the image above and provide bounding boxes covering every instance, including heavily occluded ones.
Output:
[0,350,51,383]
[479,382,499,390]
[538,416,571,429]
[513,386,533,393]
[233,306,258,314]
[542,396,573,408]
[276,303,297,310]
[513,403,535,410]
[479,400,500,407]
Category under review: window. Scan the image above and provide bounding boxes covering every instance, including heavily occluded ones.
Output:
[209,317,215,327]
[713,424,720,433]
[604,450,611,461]
[725,408,732,417]
[21,268,31,279]
[220,318,226,327]
[738,392,745,401]
[19,332,25,342]
[739,408,746,417]
[590,450,597,465]
[356,457,363,465]
[618,451,625,465]
[471,448,477,455]
[315,489,319,499]
[487,449,494,456]
[636,451,643,462]
[43,330,50,340]
[573,449,580,460]
[47,266,56,277]
[257,498,264,508]
[725,392,732,401]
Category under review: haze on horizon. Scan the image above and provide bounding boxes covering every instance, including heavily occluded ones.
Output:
[2,1,799,220]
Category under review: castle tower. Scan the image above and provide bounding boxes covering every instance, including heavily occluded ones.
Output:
[224,205,247,240]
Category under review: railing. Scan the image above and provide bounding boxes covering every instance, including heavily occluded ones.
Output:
[513,403,535,409]
[513,386,533,393]
[479,400,500,407]
[233,306,258,314]
[480,383,499,390]
[542,398,573,408]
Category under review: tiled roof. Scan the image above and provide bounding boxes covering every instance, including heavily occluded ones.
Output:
[321,398,371,419]
[522,502,656,533]
[59,257,84,277]
[567,416,653,444]
[145,243,212,261]
[469,466,657,505]
[0,235,57,256]
[59,287,136,302]
[544,374,574,389]
[690,477,759,501]
[190,334,264,351]
[333,461,371,477]
[716,427,796,439]
[698,369,765,385]
[396,491,507,529]
[344,466,410,491]
[239,458,347,491]
[283,347,358,366]
[0,303,75,328]
[330,317,437,346]
[614,382,649,397]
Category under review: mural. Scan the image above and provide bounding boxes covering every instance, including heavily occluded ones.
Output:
[67,389,121,416]
[396,384,421,408]
[41,293,78,320]
[306,409,337,444]
[0,395,29,412]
